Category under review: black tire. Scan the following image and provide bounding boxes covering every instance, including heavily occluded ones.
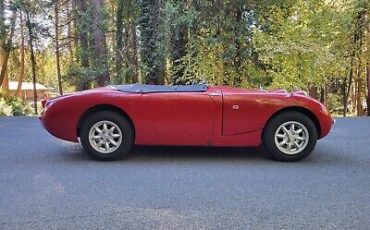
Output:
[263,111,318,162]
[80,110,133,161]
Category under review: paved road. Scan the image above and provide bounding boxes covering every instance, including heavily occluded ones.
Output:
[0,117,369,229]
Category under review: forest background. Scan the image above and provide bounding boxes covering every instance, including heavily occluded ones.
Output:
[0,0,369,116]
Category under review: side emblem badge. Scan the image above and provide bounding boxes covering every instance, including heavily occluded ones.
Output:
[232,105,240,110]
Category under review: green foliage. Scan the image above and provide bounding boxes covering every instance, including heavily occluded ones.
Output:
[327,93,343,114]
[65,63,96,89]
[0,94,33,116]
[0,0,369,116]
[0,0,6,46]
[112,66,136,85]
[138,0,166,84]
[72,0,110,88]
[254,1,349,90]
[0,98,13,116]
[170,1,257,86]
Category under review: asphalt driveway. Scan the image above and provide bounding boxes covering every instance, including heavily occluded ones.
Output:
[0,117,369,229]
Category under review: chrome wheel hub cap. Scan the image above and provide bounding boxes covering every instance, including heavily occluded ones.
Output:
[88,120,122,154]
[274,121,309,155]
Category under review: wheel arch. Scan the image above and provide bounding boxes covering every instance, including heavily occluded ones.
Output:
[76,104,135,138]
[263,106,321,138]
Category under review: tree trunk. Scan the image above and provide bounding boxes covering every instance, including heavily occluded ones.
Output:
[72,0,79,62]
[67,1,73,66]
[0,0,4,40]
[343,9,365,117]
[127,9,139,83]
[367,64,370,116]
[1,59,8,95]
[171,23,188,84]
[54,2,63,95]
[353,78,358,114]
[115,0,125,83]
[365,12,370,116]
[0,0,5,91]
[138,0,165,85]
[233,9,243,86]
[15,12,25,97]
[342,82,349,117]
[320,86,326,106]
[90,0,109,86]
[309,86,318,99]
[0,10,16,88]
[77,0,89,68]
[356,61,363,116]
[170,1,188,85]
[344,49,357,117]
[25,11,38,115]
[75,0,90,90]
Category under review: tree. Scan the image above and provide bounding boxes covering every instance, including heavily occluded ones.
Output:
[115,0,139,84]
[124,0,139,83]
[366,12,370,116]
[115,0,125,83]
[0,2,17,92]
[90,0,109,86]
[0,0,368,118]
[166,0,189,84]
[74,0,90,90]
[138,0,165,84]
[54,0,63,95]
[25,5,38,114]
[15,11,25,97]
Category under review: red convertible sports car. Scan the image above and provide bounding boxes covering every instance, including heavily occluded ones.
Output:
[40,84,334,161]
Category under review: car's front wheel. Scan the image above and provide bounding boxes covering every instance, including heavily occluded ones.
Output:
[263,111,318,161]
[80,111,133,160]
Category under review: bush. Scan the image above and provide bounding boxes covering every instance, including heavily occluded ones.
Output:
[0,98,13,116]
[0,94,34,116]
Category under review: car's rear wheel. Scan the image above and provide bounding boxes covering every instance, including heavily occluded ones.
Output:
[263,111,318,161]
[80,111,133,160]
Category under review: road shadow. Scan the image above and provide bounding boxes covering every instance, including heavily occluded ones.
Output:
[61,144,269,163]
[130,145,266,161]
[57,141,356,168]
[47,138,345,165]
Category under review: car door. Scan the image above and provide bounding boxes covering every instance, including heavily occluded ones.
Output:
[137,90,216,145]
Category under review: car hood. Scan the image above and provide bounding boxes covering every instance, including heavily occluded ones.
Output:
[219,86,307,96]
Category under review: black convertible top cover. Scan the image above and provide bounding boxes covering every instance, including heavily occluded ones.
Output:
[112,84,208,93]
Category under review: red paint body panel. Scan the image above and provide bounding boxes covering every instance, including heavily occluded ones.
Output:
[222,87,291,135]
[40,85,333,147]
[132,91,215,145]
